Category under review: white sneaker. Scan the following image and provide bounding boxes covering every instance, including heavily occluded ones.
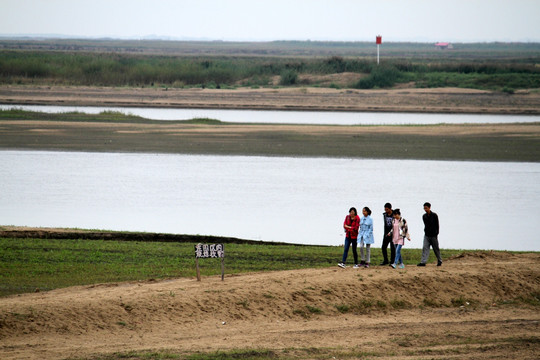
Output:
[338,263,346,268]
[390,263,396,269]
[353,264,360,269]
[399,263,405,269]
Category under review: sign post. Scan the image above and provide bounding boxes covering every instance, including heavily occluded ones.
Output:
[376,35,382,65]
[194,243,225,281]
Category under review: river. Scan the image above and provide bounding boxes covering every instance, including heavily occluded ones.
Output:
[1,150,538,251]
[1,104,538,125]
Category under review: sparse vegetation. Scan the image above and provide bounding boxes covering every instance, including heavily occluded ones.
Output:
[451,296,473,307]
[279,69,298,85]
[1,40,539,91]
[390,299,412,309]
[0,235,471,297]
[355,64,405,89]
[335,304,350,313]
[305,305,323,314]
[2,110,539,162]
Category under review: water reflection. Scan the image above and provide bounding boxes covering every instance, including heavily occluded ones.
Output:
[1,151,538,251]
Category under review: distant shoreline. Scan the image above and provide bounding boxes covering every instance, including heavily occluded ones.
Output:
[0,226,301,246]
[1,85,539,162]
[1,116,539,162]
[1,85,540,115]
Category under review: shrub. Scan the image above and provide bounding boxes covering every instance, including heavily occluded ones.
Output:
[325,56,346,73]
[355,65,404,89]
[451,296,472,307]
[390,299,411,309]
[502,86,515,94]
[306,305,322,314]
[279,69,298,85]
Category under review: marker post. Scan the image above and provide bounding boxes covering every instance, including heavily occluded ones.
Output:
[376,35,382,65]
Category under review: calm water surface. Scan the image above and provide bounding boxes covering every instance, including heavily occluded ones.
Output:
[1,150,538,251]
[1,104,538,125]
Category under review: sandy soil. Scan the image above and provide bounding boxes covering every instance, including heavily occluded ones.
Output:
[2,118,539,162]
[1,85,540,114]
[1,251,538,359]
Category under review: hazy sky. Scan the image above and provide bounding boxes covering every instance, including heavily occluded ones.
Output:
[1,0,539,42]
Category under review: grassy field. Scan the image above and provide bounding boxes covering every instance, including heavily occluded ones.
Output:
[2,39,540,58]
[1,40,540,90]
[0,236,469,297]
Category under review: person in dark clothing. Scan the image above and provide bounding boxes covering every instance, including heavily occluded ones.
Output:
[417,202,442,266]
[380,202,395,265]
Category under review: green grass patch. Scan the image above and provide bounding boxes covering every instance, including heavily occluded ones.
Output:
[335,304,349,313]
[0,237,341,297]
[305,305,323,314]
[413,71,540,90]
[0,235,504,297]
[0,108,224,125]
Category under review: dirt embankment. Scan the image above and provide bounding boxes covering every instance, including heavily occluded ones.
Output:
[0,251,538,359]
[1,85,540,114]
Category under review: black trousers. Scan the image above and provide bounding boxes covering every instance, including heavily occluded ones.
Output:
[381,235,395,264]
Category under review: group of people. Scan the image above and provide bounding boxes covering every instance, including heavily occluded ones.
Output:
[338,202,442,269]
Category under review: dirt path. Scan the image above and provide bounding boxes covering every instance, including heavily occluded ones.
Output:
[1,252,538,359]
[1,85,540,114]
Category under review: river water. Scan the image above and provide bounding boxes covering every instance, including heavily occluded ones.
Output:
[1,150,538,251]
[1,104,538,125]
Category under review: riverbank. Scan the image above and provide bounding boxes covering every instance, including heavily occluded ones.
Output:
[1,242,538,359]
[0,226,291,245]
[1,85,540,114]
[1,113,539,162]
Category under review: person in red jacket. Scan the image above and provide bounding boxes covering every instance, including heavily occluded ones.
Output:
[338,207,360,268]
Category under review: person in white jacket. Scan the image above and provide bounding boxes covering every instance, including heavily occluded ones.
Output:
[358,207,374,268]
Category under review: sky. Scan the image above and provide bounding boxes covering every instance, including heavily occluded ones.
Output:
[1,0,539,43]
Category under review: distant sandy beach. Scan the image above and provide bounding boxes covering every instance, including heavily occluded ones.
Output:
[1,85,539,162]
[1,85,540,114]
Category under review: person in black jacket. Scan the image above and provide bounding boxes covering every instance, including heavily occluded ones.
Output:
[380,202,395,265]
[417,202,442,266]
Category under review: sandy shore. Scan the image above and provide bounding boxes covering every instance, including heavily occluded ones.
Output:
[2,85,539,161]
[1,249,538,359]
[1,85,540,114]
[2,118,539,162]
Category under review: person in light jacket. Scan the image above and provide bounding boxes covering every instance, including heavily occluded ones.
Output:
[387,209,411,269]
[358,206,374,268]
[338,207,360,269]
